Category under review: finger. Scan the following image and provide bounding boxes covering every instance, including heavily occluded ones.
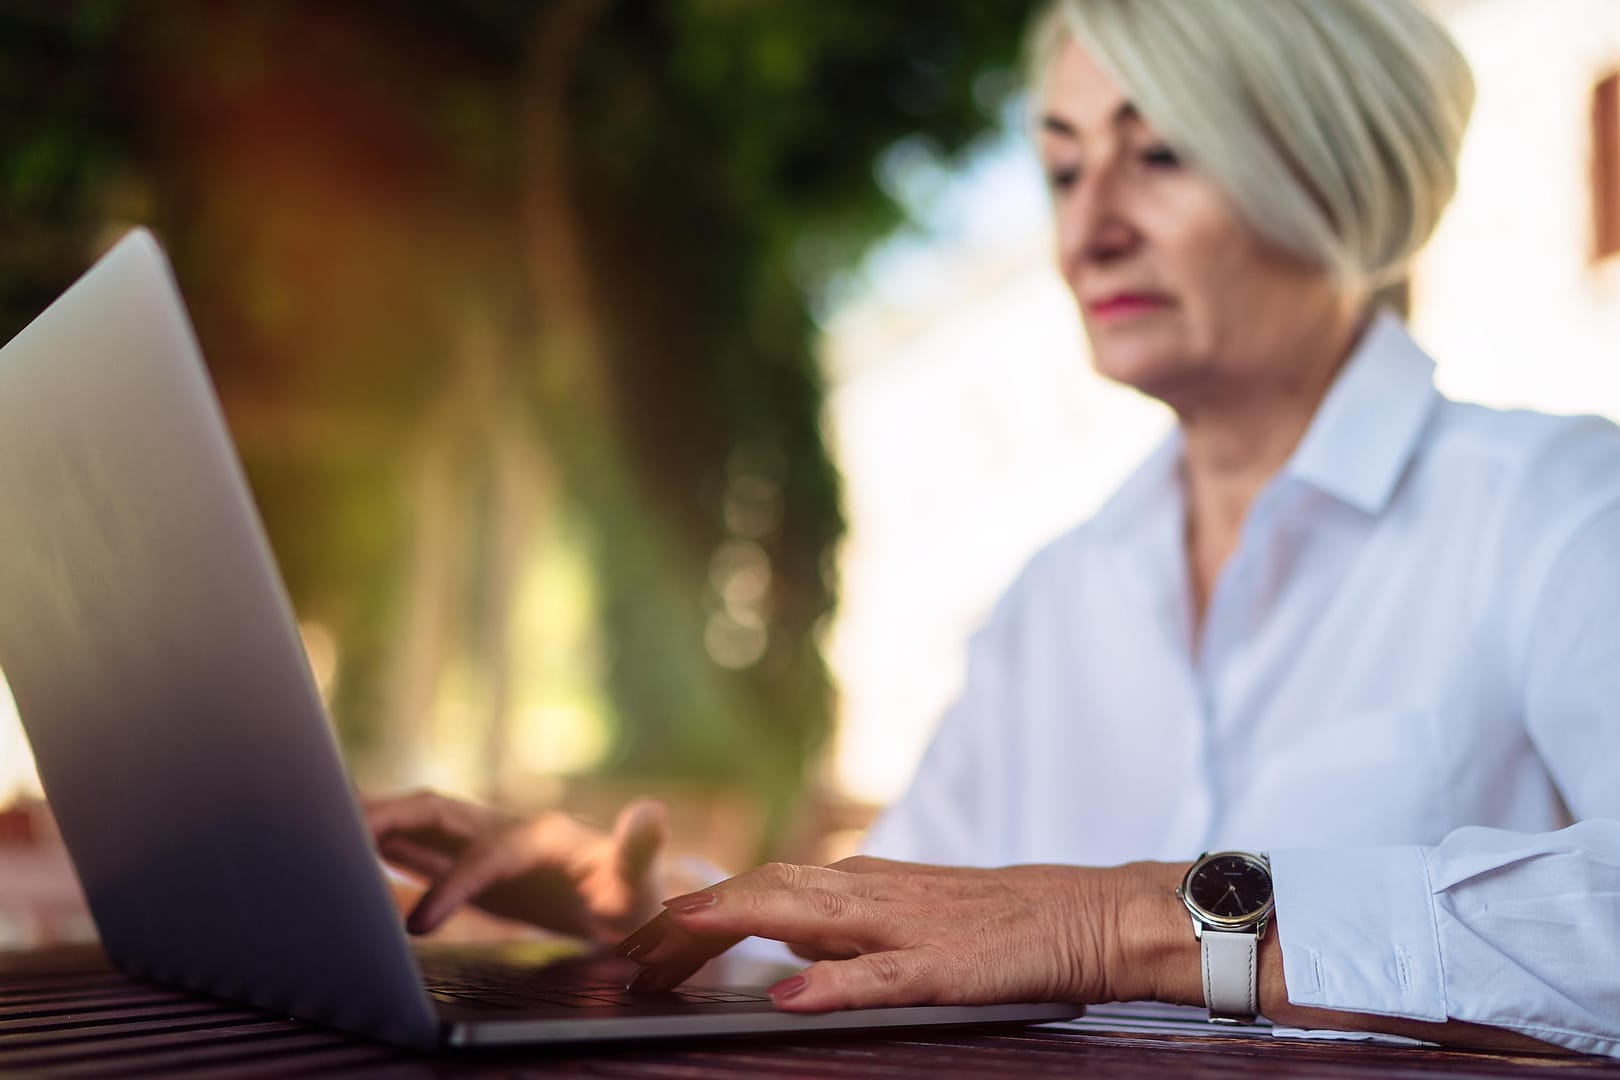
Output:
[788,940,860,962]
[629,862,881,966]
[614,906,744,993]
[624,928,743,993]
[615,907,737,965]
[720,861,883,898]
[406,813,608,933]
[361,789,440,834]
[614,910,675,963]
[620,862,874,987]
[768,950,938,1013]
[659,883,895,958]
[363,789,480,847]
[378,835,456,882]
[611,799,668,888]
[407,833,529,934]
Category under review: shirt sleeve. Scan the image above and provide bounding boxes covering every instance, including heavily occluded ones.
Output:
[1270,499,1620,1057]
[1271,823,1620,1056]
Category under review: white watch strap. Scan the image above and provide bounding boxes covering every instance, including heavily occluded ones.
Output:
[1200,929,1258,1022]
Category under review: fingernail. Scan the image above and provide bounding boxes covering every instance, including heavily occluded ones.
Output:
[769,975,807,1002]
[614,918,667,958]
[627,966,671,994]
[662,891,716,914]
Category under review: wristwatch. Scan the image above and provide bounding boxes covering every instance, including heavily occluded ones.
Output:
[1176,850,1273,1024]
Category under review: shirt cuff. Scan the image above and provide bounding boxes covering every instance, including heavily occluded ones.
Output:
[1268,845,1447,1022]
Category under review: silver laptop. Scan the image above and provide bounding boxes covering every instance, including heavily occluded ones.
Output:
[0,229,1082,1050]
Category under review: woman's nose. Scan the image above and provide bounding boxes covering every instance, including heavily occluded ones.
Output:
[1057,170,1138,269]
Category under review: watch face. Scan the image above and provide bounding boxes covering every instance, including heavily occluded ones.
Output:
[1187,853,1273,920]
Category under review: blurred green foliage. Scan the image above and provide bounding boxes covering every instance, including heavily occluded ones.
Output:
[0,0,1031,851]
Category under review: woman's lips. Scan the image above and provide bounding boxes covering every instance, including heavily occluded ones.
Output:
[1086,293,1172,320]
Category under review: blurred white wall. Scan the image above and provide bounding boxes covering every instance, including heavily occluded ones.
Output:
[1415,0,1620,413]
[821,0,1620,806]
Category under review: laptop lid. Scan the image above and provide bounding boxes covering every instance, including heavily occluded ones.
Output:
[0,230,1083,1051]
[0,229,440,1050]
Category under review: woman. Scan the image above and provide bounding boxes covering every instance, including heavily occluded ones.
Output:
[368,0,1620,1055]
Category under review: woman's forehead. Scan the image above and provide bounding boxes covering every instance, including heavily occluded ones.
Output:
[1039,39,1145,142]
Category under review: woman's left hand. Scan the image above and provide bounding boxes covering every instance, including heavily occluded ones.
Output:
[616,856,1168,1011]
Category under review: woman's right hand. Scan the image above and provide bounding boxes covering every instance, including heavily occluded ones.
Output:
[362,789,670,945]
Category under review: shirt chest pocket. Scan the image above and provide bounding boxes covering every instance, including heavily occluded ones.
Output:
[1237,707,1451,847]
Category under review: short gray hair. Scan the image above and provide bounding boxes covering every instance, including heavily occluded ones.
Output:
[1027,0,1475,288]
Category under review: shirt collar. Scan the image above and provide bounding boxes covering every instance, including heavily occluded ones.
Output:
[1089,307,1437,542]
[1283,307,1438,515]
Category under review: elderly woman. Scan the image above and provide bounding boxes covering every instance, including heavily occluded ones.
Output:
[368,0,1620,1056]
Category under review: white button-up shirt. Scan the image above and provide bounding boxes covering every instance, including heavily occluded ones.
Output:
[863,310,1620,1056]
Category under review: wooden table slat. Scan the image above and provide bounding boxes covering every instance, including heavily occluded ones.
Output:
[0,988,203,1020]
[0,945,1614,1079]
[0,972,133,995]
[158,1043,419,1080]
[0,985,196,1010]
[4,1024,381,1075]
[0,1011,286,1050]
[0,1001,258,1037]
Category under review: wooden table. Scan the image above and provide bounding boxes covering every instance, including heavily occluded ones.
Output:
[2,944,1615,1078]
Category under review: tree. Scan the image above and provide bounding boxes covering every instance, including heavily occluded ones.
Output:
[0,0,1032,854]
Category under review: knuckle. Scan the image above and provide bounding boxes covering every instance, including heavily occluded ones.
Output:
[864,950,913,991]
[805,888,850,922]
[755,861,802,890]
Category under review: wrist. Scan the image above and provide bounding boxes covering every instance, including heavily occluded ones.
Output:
[1109,860,1202,1006]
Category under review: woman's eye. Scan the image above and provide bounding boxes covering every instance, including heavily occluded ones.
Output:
[1047,165,1080,192]
[1140,144,1180,169]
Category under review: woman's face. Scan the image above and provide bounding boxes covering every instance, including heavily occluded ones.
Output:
[1038,40,1352,411]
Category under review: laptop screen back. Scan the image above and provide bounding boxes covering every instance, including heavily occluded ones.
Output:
[0,230,438,1049]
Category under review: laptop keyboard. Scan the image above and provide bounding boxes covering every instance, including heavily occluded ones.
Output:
[416,944,772,1012]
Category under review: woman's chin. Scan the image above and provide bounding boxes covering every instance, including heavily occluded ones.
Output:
[1087,345,1189,400]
